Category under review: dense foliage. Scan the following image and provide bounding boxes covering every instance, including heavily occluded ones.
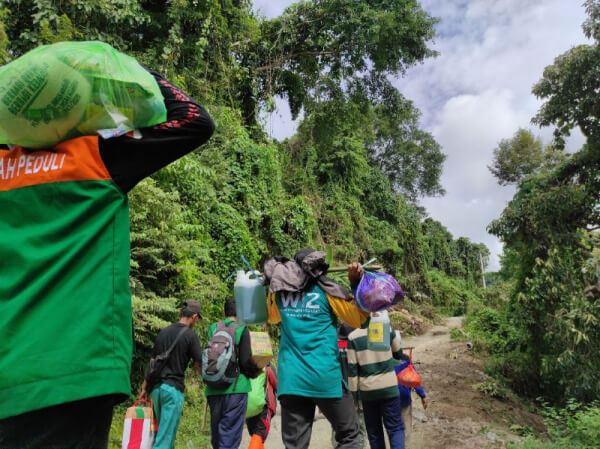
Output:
[422,218,489,288]
[466,0,600,405]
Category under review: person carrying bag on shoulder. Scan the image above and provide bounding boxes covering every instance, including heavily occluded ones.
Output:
[138,301,203,449]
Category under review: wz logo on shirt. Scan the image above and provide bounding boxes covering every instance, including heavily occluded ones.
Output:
[280,292,321,317]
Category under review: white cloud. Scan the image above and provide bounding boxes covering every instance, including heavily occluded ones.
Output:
[396,0,588,271]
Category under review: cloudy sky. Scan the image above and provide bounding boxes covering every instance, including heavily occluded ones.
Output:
[253,0,588,271]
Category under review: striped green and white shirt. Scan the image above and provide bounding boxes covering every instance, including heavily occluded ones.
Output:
[347,328,402,401]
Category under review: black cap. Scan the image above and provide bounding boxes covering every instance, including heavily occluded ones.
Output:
[182,300,202,317]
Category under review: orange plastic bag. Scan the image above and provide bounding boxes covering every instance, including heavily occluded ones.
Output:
[397,349,422,388]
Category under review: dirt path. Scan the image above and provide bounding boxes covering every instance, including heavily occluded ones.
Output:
[240,395,335,448]
[242,317,543,449]
[403,317,542,449]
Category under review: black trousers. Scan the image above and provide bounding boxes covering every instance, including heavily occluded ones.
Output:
[0,396,115,449]
[246,404,274,441]
[280,388,360,449]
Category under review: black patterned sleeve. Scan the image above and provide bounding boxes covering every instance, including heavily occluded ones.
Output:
[99,71,215,194]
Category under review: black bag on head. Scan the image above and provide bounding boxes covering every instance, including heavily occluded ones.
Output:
[145,326,189,393]
[201,321,241,389]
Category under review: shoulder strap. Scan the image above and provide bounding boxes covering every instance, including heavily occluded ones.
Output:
[267,292,281,324]
[229,322,242,331]
[221,320,242,335]
[164,326,189,358]
[215,320,226,333]
[231,322,244,347]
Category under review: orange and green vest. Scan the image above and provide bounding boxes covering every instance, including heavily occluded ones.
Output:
[0,136,132,419]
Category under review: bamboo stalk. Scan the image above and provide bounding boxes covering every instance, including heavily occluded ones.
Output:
[202,400,208,432]
[328,265,382,272]
[242,265,383,276]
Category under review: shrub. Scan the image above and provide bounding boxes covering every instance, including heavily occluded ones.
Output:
[428,269,483,316]
[510,401,600,449]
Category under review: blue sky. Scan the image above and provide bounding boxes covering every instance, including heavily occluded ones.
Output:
[253,0,588,271]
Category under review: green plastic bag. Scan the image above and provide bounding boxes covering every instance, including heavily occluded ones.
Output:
[245,371,266,418]
[0,41,167,148]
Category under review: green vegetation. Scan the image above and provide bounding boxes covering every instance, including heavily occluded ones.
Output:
[488,128,565,187]
[449,327,467,341]
[428,269,483,316]
[510,402,600,449]
[422,218,490,289]
[422,216,490,318]
[465,0,600,407]
[474,380,509,400]
[0,1,490,447]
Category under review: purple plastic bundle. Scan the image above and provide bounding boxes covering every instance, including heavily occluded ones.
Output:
[355,271,404,312]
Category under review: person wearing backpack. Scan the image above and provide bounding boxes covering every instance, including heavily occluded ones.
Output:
[138,300,203,449]
[204,297,261,449]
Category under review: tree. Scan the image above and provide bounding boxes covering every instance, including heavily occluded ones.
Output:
[246,0,439,124]
[484,0,600,402]
[422,218,454,273]
[368,76,446,200]
[532,0,600,146]
[421,218,490,288]
[488,129,545,185]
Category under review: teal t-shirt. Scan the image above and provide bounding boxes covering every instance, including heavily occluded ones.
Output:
[276,284,343,398]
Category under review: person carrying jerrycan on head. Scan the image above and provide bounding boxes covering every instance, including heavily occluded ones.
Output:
[263,249,370,449]
[204,297,261,449]
[137,300,204,449]
[0,45,215,449]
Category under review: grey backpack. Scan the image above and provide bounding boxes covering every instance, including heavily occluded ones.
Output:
[202,321,241,389]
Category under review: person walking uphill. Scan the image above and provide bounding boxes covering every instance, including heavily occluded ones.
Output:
[204,297,261,449]
[347,327,404,449]
[0,67,215,449]
[264,249,369,449]
[138,301,203,449]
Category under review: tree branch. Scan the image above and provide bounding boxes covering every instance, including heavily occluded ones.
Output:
[255,50,336,72]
